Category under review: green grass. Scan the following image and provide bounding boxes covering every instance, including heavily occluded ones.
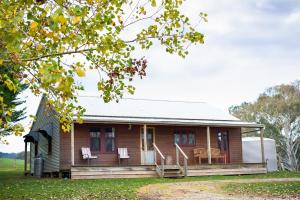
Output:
[0,158,299,199]
[0,158,23,171]
[224,182,300,198]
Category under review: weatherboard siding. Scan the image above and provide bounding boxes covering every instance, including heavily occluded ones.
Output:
[30,97,60,173]
[60,123,242,168]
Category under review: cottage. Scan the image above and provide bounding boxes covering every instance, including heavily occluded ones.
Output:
[24,96,267,179]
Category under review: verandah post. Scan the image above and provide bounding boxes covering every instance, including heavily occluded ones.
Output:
[207,126,212,164]
[143,124,147,164]
[184,158,187,177]
[260,127,265,166]
[24,142,27,173]
[29,143,31,173]
[71,122,75,166]
[176,146,179,165]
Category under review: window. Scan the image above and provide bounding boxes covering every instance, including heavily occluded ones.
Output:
[174,133,180,144]
[173,130,195,146]
[34,142,38,156]
[48,139,52,155]
[89,128,116,153]
[90,130,101,151]
[188,133,196,145]
[105,128,115,152]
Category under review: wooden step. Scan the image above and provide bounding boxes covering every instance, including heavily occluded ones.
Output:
[72,174,157,179]
[163,170,184,178]
[72,170,156,176]
[163,174,184,178]
[71,166,155,172]
[71,166,158,179]
[162,166,184,178]
[187,167,267,177]
[163,165,180,170]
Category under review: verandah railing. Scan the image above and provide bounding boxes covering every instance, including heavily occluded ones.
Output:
[153,143,165,177]
[175,143,188,177]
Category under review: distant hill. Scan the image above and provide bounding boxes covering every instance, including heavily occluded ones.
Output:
[0,151,28,160]
[0,152,17,159]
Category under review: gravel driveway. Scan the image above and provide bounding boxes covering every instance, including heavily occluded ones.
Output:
[137,178,300,200]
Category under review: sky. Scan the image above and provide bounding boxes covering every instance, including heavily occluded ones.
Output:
[1,0,300,153]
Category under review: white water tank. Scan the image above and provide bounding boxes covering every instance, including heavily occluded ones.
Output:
[242,137,278,171]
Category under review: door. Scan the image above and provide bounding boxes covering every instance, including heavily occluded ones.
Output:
[140,127,155,165]
[217,131,230,163]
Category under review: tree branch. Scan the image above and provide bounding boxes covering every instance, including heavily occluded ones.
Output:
[4,48,97,63]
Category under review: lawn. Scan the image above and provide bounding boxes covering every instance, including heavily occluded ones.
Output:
[224,181,300,198]
[0,158,23,171]
[0,158,299,199]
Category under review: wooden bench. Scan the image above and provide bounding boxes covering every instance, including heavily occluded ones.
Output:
[193,148,207,164]
[211,148,227,164]
[193,148,227,164]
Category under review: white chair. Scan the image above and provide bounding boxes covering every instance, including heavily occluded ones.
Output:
[118,148,130,165]
[81,147,97,166]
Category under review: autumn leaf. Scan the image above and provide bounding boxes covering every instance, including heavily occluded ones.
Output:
[151,0,156,7]
[76,67,85,77]
[4,79,16,93]
[72,16,81,24]
[46,31,54,38]
[58,15,67,25]
[30,21,38,30]
[37,44,43,51]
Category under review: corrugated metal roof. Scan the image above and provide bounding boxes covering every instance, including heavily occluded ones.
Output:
[76,96,263,128]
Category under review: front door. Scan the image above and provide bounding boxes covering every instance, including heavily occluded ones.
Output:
[217,131,230,163]
[140,127,155,165]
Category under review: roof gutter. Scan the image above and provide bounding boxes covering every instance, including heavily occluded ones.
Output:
[73,116,264,128]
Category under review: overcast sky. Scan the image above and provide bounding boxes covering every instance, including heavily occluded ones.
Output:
[1,0,300,153]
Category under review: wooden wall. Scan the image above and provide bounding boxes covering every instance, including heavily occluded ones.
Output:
[29,96,60,173]
[60,123,242,169]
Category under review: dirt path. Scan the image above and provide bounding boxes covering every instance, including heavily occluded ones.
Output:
[137,178,300,200]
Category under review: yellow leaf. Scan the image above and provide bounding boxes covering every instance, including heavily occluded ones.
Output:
[58,15,67,25]
[0,59,3,65]
[37,44,43,51]
[30,21,39,30]
[61,25,66,32]
[76,67,85,77]
[72,16,81,24]
[7,111,12,117]
[47,31,54,38]
[58,46,65,53]
[4,79,16,93]
[87,0,94,4]
[26,41,32,46]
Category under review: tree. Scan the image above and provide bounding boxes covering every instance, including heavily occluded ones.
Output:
[229,81,300,171]
[0,0,207,138]
[0,64,27,143]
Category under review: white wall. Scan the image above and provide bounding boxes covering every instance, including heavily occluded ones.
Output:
[242,137,278,171]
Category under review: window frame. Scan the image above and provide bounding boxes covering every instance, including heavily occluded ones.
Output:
[173,129,196,147]
[89,127,116,154]
[104,128,116,153]
[89,129,101,152]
